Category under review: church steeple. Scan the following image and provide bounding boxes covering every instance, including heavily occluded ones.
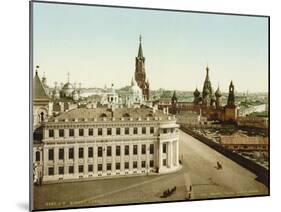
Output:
[135,35,149,100]
[137,35,144,58]
[227,80,235,106]
[202,65,213,105]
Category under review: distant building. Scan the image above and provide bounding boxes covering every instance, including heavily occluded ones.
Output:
[219,134,268,152]
[33,107,181,183]
[158,66,238,122]
[33,66,53,130]
[135,35,150,100]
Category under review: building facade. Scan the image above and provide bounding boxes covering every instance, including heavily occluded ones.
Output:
[33,107,180,183]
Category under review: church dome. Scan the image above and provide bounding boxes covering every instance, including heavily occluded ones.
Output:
[215,87,222,97]
[62,82,74,90]
[61,82,74,98]
[193,88,200,97]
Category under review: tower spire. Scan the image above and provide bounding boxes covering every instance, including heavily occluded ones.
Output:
[137,35,143,58]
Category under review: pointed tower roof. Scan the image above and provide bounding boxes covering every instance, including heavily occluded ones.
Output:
[194,87,200,97]
[137,35,144,58]
[215,86,222,97]
[202,65,213,96]
[33,70,50,101]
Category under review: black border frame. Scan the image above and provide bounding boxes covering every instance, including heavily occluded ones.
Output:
[29,0,270,211]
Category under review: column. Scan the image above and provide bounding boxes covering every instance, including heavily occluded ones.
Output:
[129,144,133,170]
[170,141,173,168]
[175,140,179,166]
[54,129,59,139]
[137,143,141,170]
[43,129,48,140]
[54,146,59,175]
[64,146,68,175]
[93,145,98,174]
[158,141,162,171]
[102,145,106,172]
[74,128,79,138]
[145,143,149,171]
[84,128,89,137]
[43,147,48,177]
[84,145,88,175]
[112,144,116,173]
[64,129,69,139]
[74,145,79,175]
[121,144,125,172]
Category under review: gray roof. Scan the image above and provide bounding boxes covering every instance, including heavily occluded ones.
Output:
[48,107,171,122]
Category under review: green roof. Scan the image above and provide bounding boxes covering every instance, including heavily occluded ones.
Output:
[33,72,50,100]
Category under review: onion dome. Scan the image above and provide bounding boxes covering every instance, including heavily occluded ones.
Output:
[215,86,222,97]
[193,88,200,97]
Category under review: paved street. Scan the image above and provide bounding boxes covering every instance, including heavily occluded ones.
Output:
[178,130,268,199]
[33,130,268,210]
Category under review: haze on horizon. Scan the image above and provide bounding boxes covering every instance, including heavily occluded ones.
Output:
[33,2,269,93]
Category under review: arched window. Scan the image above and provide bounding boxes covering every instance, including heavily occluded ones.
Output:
[123,113,130,118]
[40,112,44,122]
[146,113,153,117]
[35,151,40,162]
[100,113,107,118]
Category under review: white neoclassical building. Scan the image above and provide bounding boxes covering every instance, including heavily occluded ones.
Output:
[33,107,181,183]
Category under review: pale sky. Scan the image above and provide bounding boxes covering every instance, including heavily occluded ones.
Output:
[33,2,269,93]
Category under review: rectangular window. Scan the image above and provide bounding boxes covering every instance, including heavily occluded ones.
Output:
[59,148,64,160]
[88,164,93,172]
[163,159,167,166]
[88,128,93,136]
[150,160,154,167]
[125,127,129,135]
[107,163,111,171]
[107,146,112,156]
[142,127,146,134]
[116,146,120,156]
[98,164,102,171]
[116,163,120,170]
[59,129,64,137]
[150,127,154,134]
[79,128,84,136]
[116,128,121,135]
[88,147,93,158]
[125,162,129,169]
[48,167,54,176]
[163,143,167,153]
[69,148,74,159]
[141,161,146,168]
[69,129,74,137]
[141,144,146,154]
[98,128,102,136]
[133,127,138,134]
[48,129,54,137]
[68,166,74,174]
[98,147,103,157]
[125,145,129,155]
[35,151,40,161]
[79,165,84,173]
[48,149,54,161]
[163,128,167,134]
[133,161,138,169]
[79,147,84,158]
[59,166,64,175]
[133,145,138,155]
[150,144,154,154]
[107,128,112,135]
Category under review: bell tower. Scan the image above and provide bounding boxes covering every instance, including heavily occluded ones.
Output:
[135,35,149,100]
